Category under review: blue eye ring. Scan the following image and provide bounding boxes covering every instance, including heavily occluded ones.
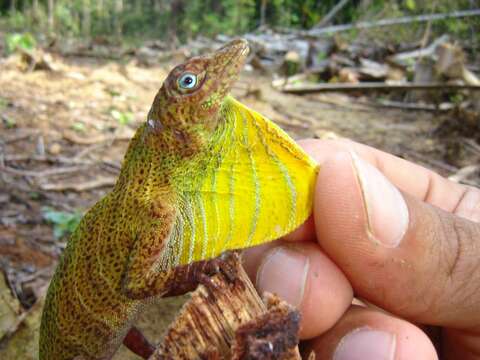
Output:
[178,73,198,90]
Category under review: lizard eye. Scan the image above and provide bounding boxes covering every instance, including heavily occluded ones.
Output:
[178,73,197,90]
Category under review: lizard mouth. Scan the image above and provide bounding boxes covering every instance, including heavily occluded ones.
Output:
[215,39,249,72]
[214,39,249,87]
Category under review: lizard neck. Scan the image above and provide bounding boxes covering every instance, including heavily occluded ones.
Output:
[112,95,239,201]
[113,109,230,199]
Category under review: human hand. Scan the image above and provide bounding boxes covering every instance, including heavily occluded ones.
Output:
[243,139,480,359]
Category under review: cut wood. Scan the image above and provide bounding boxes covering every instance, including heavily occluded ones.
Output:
[435,43,480,111]
[279,82,480,94]
[151,252,304,360]
[389,35,449,66]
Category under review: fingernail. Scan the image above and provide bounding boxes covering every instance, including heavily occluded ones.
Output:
[256,247,309,307]
[334,328,396,360]
[351,152,409,247]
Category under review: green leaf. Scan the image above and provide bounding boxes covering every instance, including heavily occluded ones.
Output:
[405,0,416,11]
[5,33,36,54]
[2,116,16,129]
[72,122,86,132]
[110,109,133,125]
[106,88,122,97]
[42,207,82,239]
[0,97,7,109]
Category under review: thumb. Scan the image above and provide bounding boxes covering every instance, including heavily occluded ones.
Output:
[311,148,480,354]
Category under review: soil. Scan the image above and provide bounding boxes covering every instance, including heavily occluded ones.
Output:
[0,50,478,359]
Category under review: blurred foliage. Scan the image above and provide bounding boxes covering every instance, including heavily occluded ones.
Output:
[336,0,480,48]
[4,32,36,53]
[0,0,478,45]
[42,207,82,239]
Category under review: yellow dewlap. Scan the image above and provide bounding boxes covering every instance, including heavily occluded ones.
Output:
[163,96,319,268]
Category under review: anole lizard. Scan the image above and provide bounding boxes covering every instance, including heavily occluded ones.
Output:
[39,39,319,360]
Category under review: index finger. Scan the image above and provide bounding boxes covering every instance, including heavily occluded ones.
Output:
[299,138,479,221]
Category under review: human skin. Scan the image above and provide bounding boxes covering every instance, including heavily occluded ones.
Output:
[243,138,480,360]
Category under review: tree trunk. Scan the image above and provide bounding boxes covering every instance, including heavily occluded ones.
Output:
[81,0,91,36]
[153,0,162,14]
[113,0,124,39]
[96,0,104,15]
[134,0,143,15]
[260,0,268,27]
[47,0,55,34]
[32,0,39,20]
[10,0,16,14]
[168,0,185,45]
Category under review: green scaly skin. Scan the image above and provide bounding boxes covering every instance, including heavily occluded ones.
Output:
[39,39,249,360]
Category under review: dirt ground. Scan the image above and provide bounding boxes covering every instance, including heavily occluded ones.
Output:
[0,51,478,359]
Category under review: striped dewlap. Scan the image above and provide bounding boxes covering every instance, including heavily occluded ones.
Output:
[161,96,318,268]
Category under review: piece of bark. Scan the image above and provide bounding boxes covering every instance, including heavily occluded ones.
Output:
[410,58,436,102]
[151,253,303,360]
[231,293,302,360]
[436,43,480,111]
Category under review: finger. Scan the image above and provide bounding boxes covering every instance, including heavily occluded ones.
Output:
[242,241,353,339]
[314,149,480,329]
[298,138,480,222]
[304,305,437,360]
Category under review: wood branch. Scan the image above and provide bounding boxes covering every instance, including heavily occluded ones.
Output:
[314,0,350,28]
[62,130,133,145]
[304,9,480,37]
[448,164,480,183]
[279,82,480,94]
[371,99,454,112]
[1,165,89,178]
[39,176,116,191]
[4,153,92,166]
[463,138,480,155]
[401,149,459,174]
[3,129,41,144]
[152,253,304,360]
[389,35,449,65]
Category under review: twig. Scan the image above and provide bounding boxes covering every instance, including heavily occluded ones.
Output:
[314,0,350,28]
[101,160,122,172]
[448,164,480,183]
[73,143,109,160]
[279,82,480,94]
[62,130,132,145]
[40,176,116,192]
[463,138,480,155]
[4,154,92,166]
[304,9,480,37]
[2,129,41,144]
[271,104,313,129]
[1,164,89,178]
[402,150,459,174]
[369,99,454,112]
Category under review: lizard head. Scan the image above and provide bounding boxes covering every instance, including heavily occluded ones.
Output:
[147,39,249,138]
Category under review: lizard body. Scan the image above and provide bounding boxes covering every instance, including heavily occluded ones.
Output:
[39,39,318,360]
